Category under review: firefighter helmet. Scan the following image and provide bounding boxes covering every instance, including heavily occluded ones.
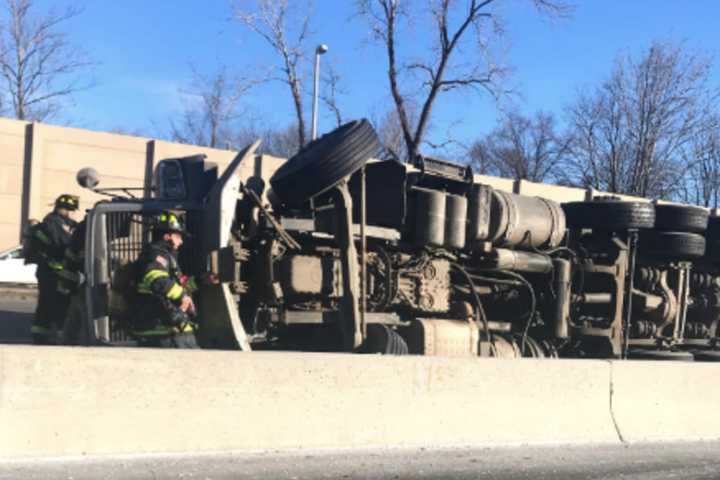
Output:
[154,211,185,235]
[55,194,79,211]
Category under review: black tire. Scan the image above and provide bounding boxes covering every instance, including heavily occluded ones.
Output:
[638,231,706,260]
[691,350,720,362]
[704,239,720,261]
[562,200,655,230]
[627,349,694,361]
[653,204,709,233]
[269,119,380,206]
[389,328,409,355]
[361,324,409,355]
[707,216,720,240]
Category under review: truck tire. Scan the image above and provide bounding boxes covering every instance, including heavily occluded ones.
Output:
[654,204,709,233]
[388,328,409,355]
[706,216,720,240]
[361,324,409,355]
[562,200,655,230]
[705,239,720,261]
[638,231,706,260]
[269,119,380,206]
[628,349,694,361]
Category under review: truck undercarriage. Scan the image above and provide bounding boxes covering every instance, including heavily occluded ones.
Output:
[77,120,720,361]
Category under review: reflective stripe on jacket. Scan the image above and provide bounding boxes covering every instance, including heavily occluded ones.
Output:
[134,241,186,303]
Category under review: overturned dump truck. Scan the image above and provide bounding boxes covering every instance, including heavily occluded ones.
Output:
[76,119,720,360]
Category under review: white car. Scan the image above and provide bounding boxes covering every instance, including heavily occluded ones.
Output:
[0,246,37,284]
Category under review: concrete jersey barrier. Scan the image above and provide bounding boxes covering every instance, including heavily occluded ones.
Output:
[2,346,720,459]
[0,346,618,458]
[610,361,720,443]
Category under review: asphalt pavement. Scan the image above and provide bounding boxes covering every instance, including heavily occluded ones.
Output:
[0,286,35,343]
[1,441,720,480]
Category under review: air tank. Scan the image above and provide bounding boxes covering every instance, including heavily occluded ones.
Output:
[444,193,467,250]
[466,183,492,247]
[414,187,446,247]
[487,190,566,249]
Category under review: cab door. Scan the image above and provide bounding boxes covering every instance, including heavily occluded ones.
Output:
[197,141,260,351]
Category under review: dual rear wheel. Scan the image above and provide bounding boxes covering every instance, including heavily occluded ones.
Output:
[563,200,709,260]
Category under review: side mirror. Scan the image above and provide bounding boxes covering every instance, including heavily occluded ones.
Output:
[77,167,100,189]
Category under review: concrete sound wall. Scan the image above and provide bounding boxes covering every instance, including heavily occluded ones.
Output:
[0,118,274,252]
[0,119,27,252]
[26,123,149,224]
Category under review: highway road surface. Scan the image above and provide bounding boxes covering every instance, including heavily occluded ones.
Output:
[0,287,35,343]
[2,441,720,480]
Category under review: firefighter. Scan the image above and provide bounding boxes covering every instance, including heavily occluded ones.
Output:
[130,211,199,348]
[60,218,88,345]
[30,194,80,344]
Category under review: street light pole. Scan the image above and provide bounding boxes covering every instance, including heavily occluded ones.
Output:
[311,44,328,142]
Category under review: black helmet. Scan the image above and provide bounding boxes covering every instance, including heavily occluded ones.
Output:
[154,211,185,235]
[55,194,79,211]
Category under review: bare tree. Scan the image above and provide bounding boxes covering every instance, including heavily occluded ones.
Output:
[565,41,715,199]
[320,63,344,128]
[356,0,571,162]
[232,121,301,158]
[370,101,419,161]
[260,123,303,158]
[470,110,569,182]
[170,65,255,149]
[0,0,92,121]
[234,0,312,149]
[680,114,720,208]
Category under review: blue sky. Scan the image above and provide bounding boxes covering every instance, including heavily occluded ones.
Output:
[34,1,720,150]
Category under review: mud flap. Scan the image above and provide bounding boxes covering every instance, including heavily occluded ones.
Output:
[197,140,260,351]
